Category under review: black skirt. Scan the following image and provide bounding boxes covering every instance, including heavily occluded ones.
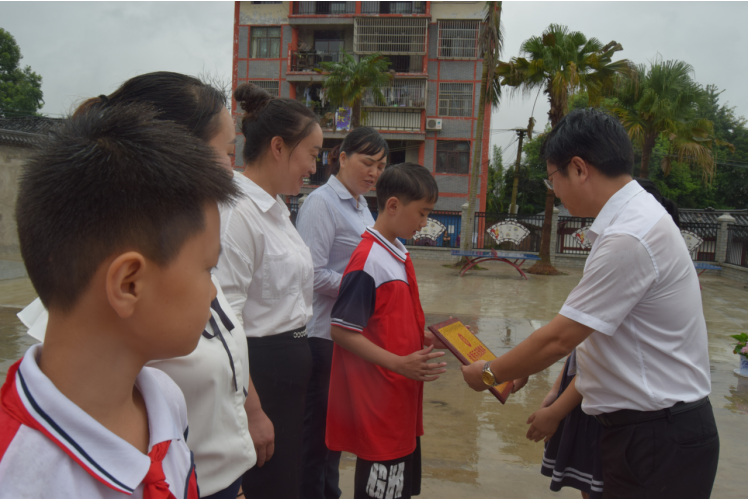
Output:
[540,351,604,498]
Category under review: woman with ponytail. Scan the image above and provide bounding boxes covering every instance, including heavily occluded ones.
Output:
[214,83,322,499]
[295,127,388,499]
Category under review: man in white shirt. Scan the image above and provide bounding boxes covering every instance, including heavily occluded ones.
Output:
[461,108,719,498]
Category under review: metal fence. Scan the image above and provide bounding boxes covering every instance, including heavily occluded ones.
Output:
[471,213,545,252]
[557,216,596,255]
[726,224,748,267]
[354,17,428,55]
[681,222,718,261]
[363,109,421,131]
[362,79,427,108]
[294,1,355,15]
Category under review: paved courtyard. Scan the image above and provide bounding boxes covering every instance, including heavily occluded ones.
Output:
[0,259,746,498]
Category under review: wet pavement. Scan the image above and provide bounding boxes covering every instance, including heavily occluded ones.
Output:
[0,259,746,498]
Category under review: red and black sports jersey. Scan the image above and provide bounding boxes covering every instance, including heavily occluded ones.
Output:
[327,227,425,461]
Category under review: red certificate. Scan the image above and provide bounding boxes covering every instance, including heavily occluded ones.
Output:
[428,318,513,404]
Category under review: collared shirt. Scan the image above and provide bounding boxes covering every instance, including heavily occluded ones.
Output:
[327,228,425,461]
[296,175,375,340]
[0,344,198,498]
[215,172,314,338]
[560,180,711,415]
[17,276,257,496]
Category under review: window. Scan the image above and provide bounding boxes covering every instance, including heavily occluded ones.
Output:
[438,21,481,59]
[438,83,473,117]
[436,141,470,174]
[251,27,281,58]
[354,18,428,54]
[314,31,344,62]
[247,80,279,97]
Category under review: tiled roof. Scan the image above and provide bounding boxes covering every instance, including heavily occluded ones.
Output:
[0,116,61,147]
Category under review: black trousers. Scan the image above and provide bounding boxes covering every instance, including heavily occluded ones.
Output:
[300,338,342,499]
[243,332,313,499]
[599,399,719,499]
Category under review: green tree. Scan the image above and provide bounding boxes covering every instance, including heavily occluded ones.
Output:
[462,1,504,257]
[319,51,392,128]
[496,24,632,274]
[486,145,505,213]
[0,28,43,117]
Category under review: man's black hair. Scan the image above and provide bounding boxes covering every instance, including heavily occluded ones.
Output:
[16,103,239,312]
[375,162,438,211]
[541,108,634,178]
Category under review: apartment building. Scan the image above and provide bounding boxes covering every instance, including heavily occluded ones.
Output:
[232,1,490,211]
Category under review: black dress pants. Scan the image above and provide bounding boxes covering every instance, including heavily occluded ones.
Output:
[599,399,719,499]
[243,332,312,499]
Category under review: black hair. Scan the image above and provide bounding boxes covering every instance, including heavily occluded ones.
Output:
[75,71,227,143]
[541,108,634,178]
[329,126,389,175]
[375,162,438,211]
[234,83,319,165]
[16,103,239,312]
[635,178,680,228]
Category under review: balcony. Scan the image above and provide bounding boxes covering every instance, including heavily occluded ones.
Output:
[360,2,426,15]
[362,79,427,108]
[363,108,421,132]
[354,17,428,55]
[292,1,356,15]
[289,51,342,73]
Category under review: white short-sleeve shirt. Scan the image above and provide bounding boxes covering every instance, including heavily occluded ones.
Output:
[0,345,197,498]
[215,172,314,338]
[560,180,711,415]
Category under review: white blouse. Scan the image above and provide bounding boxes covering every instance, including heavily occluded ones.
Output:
[215,172,314,338]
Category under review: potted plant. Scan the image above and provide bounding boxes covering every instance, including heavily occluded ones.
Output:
[731,333,747,377]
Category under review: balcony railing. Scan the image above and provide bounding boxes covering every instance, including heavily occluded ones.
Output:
[360,2,426,15]
[363,108,421,131]
[362,79,427,108]
[293,1,355,15]
[289,51,342,72]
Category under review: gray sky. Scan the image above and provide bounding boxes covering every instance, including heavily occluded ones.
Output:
[1,1,747,166]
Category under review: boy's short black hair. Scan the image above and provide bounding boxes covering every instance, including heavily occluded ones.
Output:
[375,162,438,211]
[541,108,634,178]
[16,103,239,312]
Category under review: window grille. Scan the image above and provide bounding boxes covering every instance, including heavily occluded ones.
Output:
[362,79,427,108]
[363,109,421,131]
[247,80,279,97]
[251,27,281,58]
[294,2,355,15]
[360,2,426,14]
[436,141,470,174]
[438,83,473,117]
[354,18,428,55]
[438,20,480,59]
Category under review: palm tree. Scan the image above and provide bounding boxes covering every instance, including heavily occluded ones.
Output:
[319,51,392,128]
[611,58,731,180]
[461,1,504,257]
[496,24,632,275]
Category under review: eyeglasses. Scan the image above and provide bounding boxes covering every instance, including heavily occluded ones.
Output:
[544,169,560,190]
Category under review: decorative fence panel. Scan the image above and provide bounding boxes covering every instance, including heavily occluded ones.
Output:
[557,216,596,255]
[472,213,544,252]
[680,222,718,261]
[726,224,748,267]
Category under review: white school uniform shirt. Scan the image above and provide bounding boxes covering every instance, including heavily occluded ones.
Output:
[16,275,257,496]
[215,172,314,337]
[560,180,711,415]
[0,344,196,498]
[295,174,375,340]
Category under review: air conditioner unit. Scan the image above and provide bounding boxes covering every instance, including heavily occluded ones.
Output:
[426,118,442,130]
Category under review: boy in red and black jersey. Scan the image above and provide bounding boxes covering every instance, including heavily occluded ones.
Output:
[327,163,446,499]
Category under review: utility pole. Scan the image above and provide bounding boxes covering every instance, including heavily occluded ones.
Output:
[509,128,526,215]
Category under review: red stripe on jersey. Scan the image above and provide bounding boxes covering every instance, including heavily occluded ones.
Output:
[0,360,22,460]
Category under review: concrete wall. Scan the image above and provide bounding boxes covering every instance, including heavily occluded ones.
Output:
[406,246,457,261]
[0,145,26,254]
[405,144,420,164]
[435,175,468,194]
[239,2,289,24]
[719,263,748,283]
[430,1,485,20]
[440,119,472,138]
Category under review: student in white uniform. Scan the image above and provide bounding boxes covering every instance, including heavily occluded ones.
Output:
[295,127,389,499]
[1,99,238,498]
[461,109,719,498]
[215,83,322,499]
[16,72,269,499]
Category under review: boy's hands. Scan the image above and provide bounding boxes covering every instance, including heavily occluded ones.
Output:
[423,329,447,349]
[393,345,447,382]
[526,406,563,443]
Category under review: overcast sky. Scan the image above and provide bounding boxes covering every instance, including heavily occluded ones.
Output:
[1,1,747,165]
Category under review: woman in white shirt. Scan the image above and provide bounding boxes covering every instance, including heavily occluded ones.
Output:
[215,83,322,499]
[295,127,388,499]
[17,72,269,499]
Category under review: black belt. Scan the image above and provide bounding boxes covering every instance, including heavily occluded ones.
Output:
[594,396,709,428]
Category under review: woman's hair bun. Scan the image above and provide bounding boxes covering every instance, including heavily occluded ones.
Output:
[234,83,273,121]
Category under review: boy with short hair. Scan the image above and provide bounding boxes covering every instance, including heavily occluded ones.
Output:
[327,163,446,499]
[0,103,238,498]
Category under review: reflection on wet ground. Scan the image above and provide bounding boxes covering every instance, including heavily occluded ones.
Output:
[0,259,745,498]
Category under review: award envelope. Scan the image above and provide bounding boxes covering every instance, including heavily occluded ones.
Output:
[428,318,513,404]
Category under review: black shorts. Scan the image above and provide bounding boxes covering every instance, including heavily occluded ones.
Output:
[353,438,421,499]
